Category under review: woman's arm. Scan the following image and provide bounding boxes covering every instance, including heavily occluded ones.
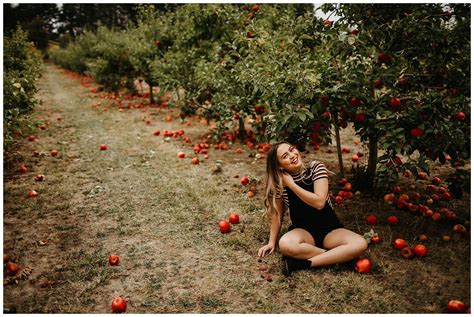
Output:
[268,197,284,245]
[282,173,328,210]
[258,197,284,257]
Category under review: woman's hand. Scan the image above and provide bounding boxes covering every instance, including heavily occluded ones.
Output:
[281,172,295,188]
[258,242,275,258]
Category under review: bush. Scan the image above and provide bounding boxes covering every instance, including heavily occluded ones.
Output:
[4,26,42,148]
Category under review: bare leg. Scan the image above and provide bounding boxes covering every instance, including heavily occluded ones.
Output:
[279,228,326,260]
[308,228,368,267]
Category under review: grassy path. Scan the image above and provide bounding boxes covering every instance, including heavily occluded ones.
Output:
[3,64,470,313]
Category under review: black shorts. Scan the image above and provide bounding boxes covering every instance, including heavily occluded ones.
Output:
[288,224,344,249]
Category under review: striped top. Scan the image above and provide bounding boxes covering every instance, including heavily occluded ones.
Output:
[277,161,334,210]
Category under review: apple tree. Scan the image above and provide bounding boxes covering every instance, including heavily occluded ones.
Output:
[319,3,470,192]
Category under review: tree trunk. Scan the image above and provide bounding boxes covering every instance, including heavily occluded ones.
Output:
[238,116,246,142]
[366,135,379,189]
[332,111,344,178]
[149,84,154,105]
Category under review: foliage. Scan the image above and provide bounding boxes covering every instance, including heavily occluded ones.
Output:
[3,26,43,148]
[48,3,470,192]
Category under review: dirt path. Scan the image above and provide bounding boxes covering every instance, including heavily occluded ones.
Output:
[3,64,470,313]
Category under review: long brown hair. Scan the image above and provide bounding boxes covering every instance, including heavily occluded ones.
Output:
[263,142,306,218]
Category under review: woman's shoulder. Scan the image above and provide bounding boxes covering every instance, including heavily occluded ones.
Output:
[308,160,329,180]
[309,160,327,169]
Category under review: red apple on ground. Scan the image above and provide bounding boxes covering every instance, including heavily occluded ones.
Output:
[28,190,39,198]
[351,154,359,162]
[191,157,199,165]
[412,244,427,257]
[338,178,347,186]
[447,300,466,313]
[393,185,401,194]
[419,234,428,242]
[400,247,414,259]
[20,164,27,174]
[355,258,371,273]
[431,212,442,222]
[370,235,381,244]
[177,152,185,158]
[34,175,44,182]
[366,215,377,225]
[6,262,20,276]
[392,238,407,250]
[100,144,108,151]
[51,149,58,157]
[153,130,160,136]
[240,176,249,186]
[111,296,127,313]
[387,215,399,225]
[229,214,240,224]
[109,255,120,266]
[219,220,231,233]
[453,224,467,234]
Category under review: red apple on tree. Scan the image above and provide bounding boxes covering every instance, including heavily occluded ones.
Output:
[454,111,466,121]
[349,97,361,107]
[355,113,366,122]
[389,97,401,109]
[373,79,383,88]
[410,127,424,138]
[111,296,127,313]
[378,52,390,63]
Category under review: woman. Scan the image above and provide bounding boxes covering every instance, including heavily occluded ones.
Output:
[257,142,368,276]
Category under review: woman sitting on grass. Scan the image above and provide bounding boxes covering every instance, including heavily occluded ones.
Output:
[257,142,368,276]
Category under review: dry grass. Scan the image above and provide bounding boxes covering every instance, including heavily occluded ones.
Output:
[3,63,470,313]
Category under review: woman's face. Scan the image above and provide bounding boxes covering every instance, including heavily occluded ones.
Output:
[276,143,302,173]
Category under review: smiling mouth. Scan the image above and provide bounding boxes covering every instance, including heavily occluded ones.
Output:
[291,157,299,165]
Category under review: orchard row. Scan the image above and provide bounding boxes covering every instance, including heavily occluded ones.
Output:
[50,4,470,192]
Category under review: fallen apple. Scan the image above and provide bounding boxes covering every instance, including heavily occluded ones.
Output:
[111,296,127,313]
